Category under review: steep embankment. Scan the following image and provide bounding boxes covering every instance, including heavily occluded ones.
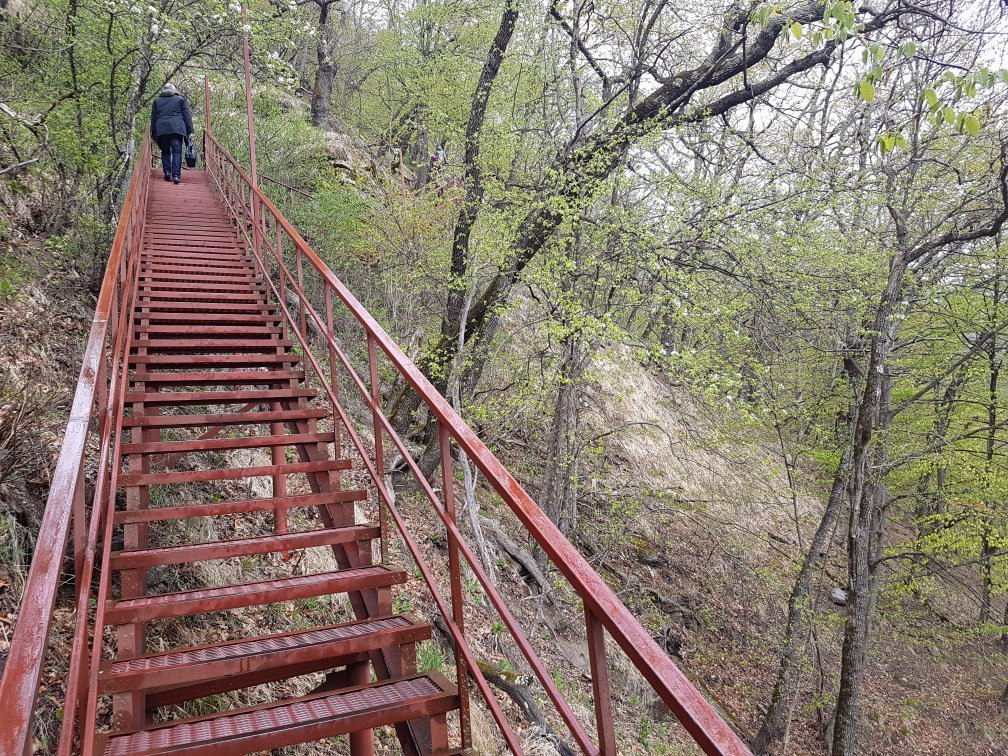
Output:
[0,224,97,751]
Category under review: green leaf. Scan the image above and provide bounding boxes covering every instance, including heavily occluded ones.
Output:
[923,87,939,108]
[791,22,803,39]
[858,80,876,102]
[899,42,917,58]
[963,114,981,136]
[943,106,955,125]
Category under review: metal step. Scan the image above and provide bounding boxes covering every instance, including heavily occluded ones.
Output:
[129,354,301,368]
[131,338,294,352]
[128,369,304,386]
[121,407,325,428]
[112,490,367,524]
[140,312,281,325]
[137,324,282,336]
[99,673,457,755]
[120,430,333,455]
[97,614,429,697]
[109,525,379,569]
[138,291,266,303]
[118,458,350,487]
[122,388,315,405]
[138,280,265,293]
[103,565,406,624]
[133,301,276,314]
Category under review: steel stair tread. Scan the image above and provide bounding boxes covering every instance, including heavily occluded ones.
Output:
[128,369,305,385]
[136,324,282,336]
[99,672,457,755]
[121,407,325,428]
[121,431,334,455]
[123,388,315,405]
[140,313,281,324]
[137,292,266,303]
[130,338,295,352]
[97,614,429,694]
[103,565,407,624]
[118,458,350,486]
[133,302,276,313]
[112,490,368,524]
[109,525,380,568]
[129,354,301,367]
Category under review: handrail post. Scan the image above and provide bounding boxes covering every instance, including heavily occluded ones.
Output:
[585,606,616,754]
[296,245,307,338]
[366,334,387,563]
[324,284,341,460]
[72,461,85,592]
[438,423,471,750]
[203,74,211,137]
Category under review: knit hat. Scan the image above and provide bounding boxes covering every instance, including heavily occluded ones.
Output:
[161,82,178,95]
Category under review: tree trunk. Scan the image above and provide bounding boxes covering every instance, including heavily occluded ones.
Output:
[387,0,519,448]
[752,448,851,753]
[832,253,906,756]
[537,336,589,541]
[311,0,338,128]
[980,276,1001,624]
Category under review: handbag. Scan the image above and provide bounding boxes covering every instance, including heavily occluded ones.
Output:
[185,136,198,168]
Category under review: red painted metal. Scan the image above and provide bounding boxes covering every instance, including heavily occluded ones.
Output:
[112,489,368,524]
[102,673,457,755]
[105,566,404,624]
[0,138,151,756]
[109,525,381,569]
[98,615,428,695]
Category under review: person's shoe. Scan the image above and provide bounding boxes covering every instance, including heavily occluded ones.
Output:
[163,172,171,181]
[172,175,180,184]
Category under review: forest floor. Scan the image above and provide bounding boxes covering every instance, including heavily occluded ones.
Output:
[0,224,1006,755]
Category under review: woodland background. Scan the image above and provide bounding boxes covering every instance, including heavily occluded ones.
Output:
[2,0,1008,753]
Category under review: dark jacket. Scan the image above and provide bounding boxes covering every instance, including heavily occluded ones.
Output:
[151,92,194,139]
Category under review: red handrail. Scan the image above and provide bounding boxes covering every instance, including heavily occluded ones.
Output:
[204,109,750,754]
[0,138,151,755]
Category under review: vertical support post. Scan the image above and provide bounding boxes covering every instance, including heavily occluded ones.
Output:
[241,4,260,267]
[296,245,307,338]
[72,461,85,594]
[438,423,471,750]
[278,232,287,318]
[95,343,108,437]
[585,606,616,755]
[366,334,387,563]
[241,3,258,187]
[324,285,342,473]
[203,76,211,138]
[346,661,375,756]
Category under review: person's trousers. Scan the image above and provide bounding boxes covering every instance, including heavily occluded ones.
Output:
[157,134,184,178]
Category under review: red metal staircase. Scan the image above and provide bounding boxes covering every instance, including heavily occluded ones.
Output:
[0,85,751,755]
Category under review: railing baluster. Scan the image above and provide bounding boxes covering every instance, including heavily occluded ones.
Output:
[72,461,85,593]
[296,245,307,339]
[438,423,471,750]
[366,333,387,563]
[324,284,340,461]
[585,606,616,754]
